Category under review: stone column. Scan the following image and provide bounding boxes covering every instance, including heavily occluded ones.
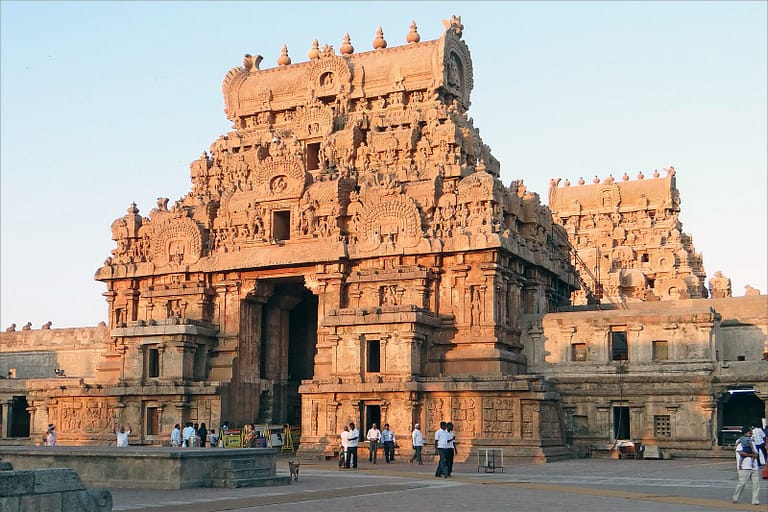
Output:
[596,404,611,439]
[2,400,12,438]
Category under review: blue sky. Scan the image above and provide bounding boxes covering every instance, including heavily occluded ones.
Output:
[1,1,766,328]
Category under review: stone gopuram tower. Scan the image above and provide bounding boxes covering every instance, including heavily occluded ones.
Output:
[548,170,708,306]
[93,17,579,461]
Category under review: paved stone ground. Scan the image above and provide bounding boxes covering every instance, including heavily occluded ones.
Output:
[109,455,767,512]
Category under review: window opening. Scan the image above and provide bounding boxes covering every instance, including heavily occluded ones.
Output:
[273,210,291,241]
[367,339,381,373]
[610,327,628,361]
[146,407,160,435]
[148,348,160,378]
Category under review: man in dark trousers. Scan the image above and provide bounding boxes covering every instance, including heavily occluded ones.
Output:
[346,422,360,469]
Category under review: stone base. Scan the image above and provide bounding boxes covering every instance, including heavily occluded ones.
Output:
[0,446,291,489]
[0,467,112,512]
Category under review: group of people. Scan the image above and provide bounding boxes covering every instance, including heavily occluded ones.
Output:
[732,423,766,506]
[170,422,215,447]
[337,421,451,474]
[43,422,133,447]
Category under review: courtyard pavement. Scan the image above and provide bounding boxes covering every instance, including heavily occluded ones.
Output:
[108,454,767,512]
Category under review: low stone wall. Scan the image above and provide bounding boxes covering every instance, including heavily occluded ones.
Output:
[0,464,112,512]
[0,446,291,489]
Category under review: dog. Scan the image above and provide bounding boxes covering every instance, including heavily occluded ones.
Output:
[288,460,300,481]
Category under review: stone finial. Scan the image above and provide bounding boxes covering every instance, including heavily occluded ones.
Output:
[22,322,32,331]
[665,166,676,176]
[308,38,320,60]
[277,44,291,66]
[373,26,387,49]
[622,173,629,181]
[564,179,571,187]
[127,202,139,215]
[42,321,52,330]
[653,169,660,178]
[406,20,421,43]
[637,171,645,180]
[745,284,761,296]
[592,176,600,184]
[578,177,585,185]
[5,323,15,333]
[340,33,354,55]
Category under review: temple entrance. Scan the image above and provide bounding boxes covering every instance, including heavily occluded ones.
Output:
[718,389,765,445]
[10,396,30,437]
[245,278,317,427]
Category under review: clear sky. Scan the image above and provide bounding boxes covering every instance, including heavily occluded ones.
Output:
[1,1,766,328]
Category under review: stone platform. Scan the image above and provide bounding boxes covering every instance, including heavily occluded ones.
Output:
[0,446,291,489]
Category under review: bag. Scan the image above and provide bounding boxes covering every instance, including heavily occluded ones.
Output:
[738,437,753,453]
[762,466,768,480]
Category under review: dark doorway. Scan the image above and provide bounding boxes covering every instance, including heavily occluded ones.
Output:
[364,404,381,432]
[10,396,30,437]
[613,406,630,439]
[256,279,318,427]
[721,389,764,430]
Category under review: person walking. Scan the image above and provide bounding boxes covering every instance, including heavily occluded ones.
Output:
[114,423,132,447]
[434,421,450,478]
[346,422,360,469]
[732,425,761,505]
[382,423,396,463]
[409,423,424,464]
[367,423,381,464]
[170,424,182,447]
[445,422,456,476]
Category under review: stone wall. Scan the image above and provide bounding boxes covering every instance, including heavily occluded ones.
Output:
[0,465,112,512]
[0,325,108,379]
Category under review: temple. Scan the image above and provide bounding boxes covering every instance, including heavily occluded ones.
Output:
[1,17,765,461]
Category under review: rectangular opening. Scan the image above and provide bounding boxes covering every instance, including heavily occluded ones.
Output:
[273,210,291,241]
[654,415,671,438]
[652,340,668,361]
[610,327,628,361]
[147,348,160,378]
[367,339,381,373]
[364,404,381,433]
[146,407,160,435]
[306,142,320,171]
[613,406,630,439]
[571,343,587,362]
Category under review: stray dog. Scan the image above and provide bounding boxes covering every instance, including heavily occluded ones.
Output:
[288,460,300,481]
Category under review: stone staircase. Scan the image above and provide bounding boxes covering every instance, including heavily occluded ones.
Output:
[209,456,291,488]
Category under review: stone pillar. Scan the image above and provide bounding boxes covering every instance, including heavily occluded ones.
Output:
[2,400,12,438]
[596,404,611,439]
[629,405,644,440]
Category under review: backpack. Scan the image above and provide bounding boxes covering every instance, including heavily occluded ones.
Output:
[738,436,753,453]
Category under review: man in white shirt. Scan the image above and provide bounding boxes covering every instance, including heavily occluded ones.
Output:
[381,423,396,463]
[346,422,360,469]
[409,423,424,465]
[732,426,761,505]
[367,423,381,463]
[752,423,766,466]
[339,425,350,468]
[170,424,182,447]
[434,421,449,478]
[115,424,132,447]
[182,422,196,447]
